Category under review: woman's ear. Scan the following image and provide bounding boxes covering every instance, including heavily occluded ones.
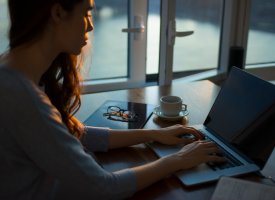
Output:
[51,3,68,23]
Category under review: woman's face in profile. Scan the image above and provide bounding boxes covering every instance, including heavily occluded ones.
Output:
[57,0,94,55]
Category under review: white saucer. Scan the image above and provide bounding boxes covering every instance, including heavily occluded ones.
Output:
[153,106,189,121]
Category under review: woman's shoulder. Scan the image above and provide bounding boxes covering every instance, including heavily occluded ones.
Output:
[0,63,61,125]
[0,63,22,88]
[0,63,37,88]
[0,63,49,109]
[0,64,33,93]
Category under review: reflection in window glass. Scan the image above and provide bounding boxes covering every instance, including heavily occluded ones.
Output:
[246,0,275,67]
[82,1,129,80]
[146,0,160,75]
[173,0,223,72]
[0,0,8,54]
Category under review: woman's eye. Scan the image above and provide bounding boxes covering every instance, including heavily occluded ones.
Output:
[85,11,92,18]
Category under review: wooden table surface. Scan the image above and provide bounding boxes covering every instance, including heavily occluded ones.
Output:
[75,80,226,199]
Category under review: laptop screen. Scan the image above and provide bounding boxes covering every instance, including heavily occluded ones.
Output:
[204,67,275,167]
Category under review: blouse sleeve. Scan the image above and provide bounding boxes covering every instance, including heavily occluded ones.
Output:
[80,126,110,152]
[4,72,137,200]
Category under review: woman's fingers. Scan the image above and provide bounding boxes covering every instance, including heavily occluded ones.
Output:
[182,140,224,157]
[207,154,227,163]
[182,127,205,140]
[174,140,227,170]
[204,146,223,155]
[162,125,204,141]
[182,138,196,144]
[198,141,226,162]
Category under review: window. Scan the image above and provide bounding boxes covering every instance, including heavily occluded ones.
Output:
[0,0,8,54]
[246,0,275,67]
[83,0,148,93]
[173,0,224,73]
[158,0,226,85]
[146,0,161,75]
[1,0,273,92]
[83,0,128,80]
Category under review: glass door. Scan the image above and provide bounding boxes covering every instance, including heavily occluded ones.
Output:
[83,0,129,80]
[82,0,148,93]
[173,0,224,73]
[0,0,9,54]
[246,0,275,67]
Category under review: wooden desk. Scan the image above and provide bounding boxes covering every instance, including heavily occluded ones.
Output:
[76,81,222,199]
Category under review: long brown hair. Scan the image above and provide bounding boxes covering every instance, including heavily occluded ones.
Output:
[8,0,85,138]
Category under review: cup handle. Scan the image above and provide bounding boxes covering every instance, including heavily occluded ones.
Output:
[182,104,187,111]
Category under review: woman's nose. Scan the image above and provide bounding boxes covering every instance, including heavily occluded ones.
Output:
[87,18,94,32]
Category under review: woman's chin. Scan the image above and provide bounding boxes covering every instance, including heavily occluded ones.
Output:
[64,43,88,55]
[68,48,83,56]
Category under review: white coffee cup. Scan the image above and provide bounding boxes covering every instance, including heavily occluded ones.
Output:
[160,95,187,117]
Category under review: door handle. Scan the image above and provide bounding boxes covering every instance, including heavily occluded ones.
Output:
[168,20,194,45]
[122,15,145,40]
[122,27,145,33]
[175,30,194,37]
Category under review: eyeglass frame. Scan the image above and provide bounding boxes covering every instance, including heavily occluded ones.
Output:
[103,106,138,122]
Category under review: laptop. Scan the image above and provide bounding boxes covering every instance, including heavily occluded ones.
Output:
[148,67,275,186]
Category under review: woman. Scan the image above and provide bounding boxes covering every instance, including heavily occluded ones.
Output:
[0,0,224,199]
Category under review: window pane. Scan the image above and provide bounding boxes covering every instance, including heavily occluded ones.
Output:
[0,0,8,54]
[173,0,223,72]
[82,1,128,80]
[146,0,160,75]
[246,0,275,67]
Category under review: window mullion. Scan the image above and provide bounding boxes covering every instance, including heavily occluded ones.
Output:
[231,0,251,47]
[219,0,251,73]
[158,0,176,86]
[128,0,147,84]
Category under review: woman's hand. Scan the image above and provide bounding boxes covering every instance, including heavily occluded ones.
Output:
[133,140,225,190]
[168,140,226,170]
[150,124,204,145]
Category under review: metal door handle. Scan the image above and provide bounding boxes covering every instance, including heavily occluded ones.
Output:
[122,26,145,33]
[121,15,145,40]
[175,30,194,37]
[168,20,194,45]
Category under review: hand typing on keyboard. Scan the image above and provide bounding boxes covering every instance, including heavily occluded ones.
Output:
[151,124,205,146]
[170,140,226,170]
[200,135,242,170]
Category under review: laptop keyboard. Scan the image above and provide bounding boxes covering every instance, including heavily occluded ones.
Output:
[207,150,243,171]
[200,132,243,171]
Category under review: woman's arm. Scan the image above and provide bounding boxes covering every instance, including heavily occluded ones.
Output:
[108,124,204,149]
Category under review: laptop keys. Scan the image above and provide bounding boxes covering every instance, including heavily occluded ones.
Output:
[199,132,243,170]
[208,161,234,171]
[207,153,242,171]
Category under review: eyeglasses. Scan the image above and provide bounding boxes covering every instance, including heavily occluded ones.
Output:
[103,106,138,122]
